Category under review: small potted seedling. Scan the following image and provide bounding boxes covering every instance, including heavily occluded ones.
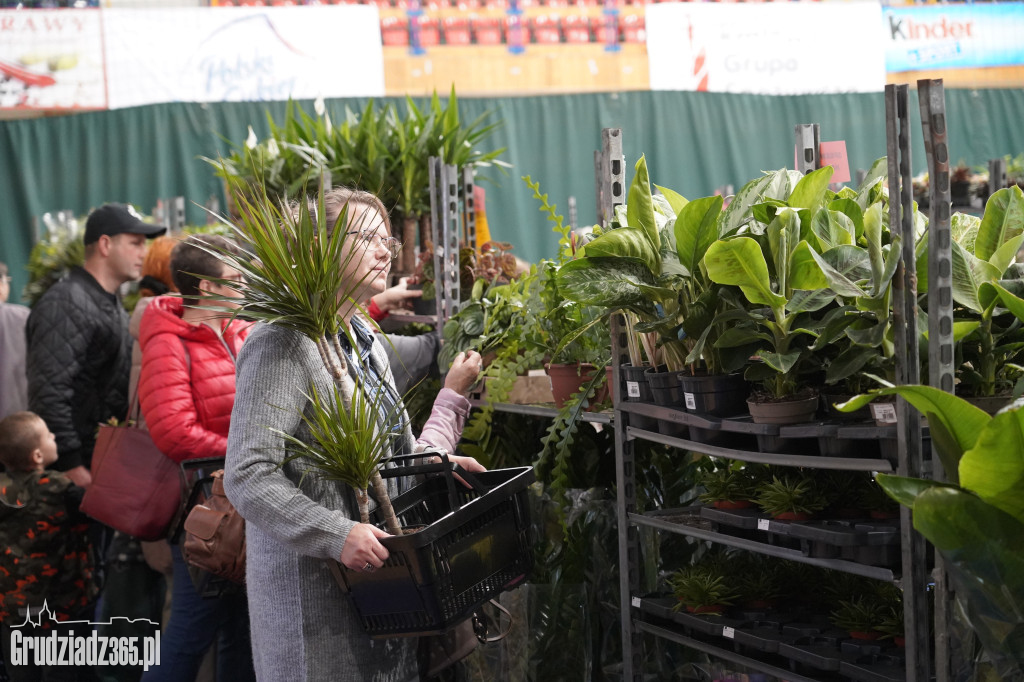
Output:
[830,596,887,640]
[754,473,827,521]
[668,565,737,615]
[731,556,782,610]
[697,461,758,510]
[875,603,905,647]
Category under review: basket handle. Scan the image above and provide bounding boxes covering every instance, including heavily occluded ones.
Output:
[379,450,487,511]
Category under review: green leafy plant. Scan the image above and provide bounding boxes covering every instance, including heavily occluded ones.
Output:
[830,596,888,635]
[696,460,759,507]
[839,385,1024,673]
[754,473,828,519]
[668,565,737,614]
[200,167,407,535]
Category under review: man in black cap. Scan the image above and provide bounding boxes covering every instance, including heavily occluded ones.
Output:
[26,204,166,487]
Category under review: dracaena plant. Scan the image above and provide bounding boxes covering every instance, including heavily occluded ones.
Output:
[838,386,1024,673]
[201,166,406,535]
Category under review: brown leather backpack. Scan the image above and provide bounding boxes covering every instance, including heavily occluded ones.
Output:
[182,470,246,585]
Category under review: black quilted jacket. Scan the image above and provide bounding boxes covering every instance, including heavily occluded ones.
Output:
[26,267,131,471]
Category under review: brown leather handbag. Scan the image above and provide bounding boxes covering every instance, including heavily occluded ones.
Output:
[182,470,246,585]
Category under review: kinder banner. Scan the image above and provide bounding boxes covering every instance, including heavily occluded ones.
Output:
[885,4,1024,72]
[103,6,384,109]
[0,10,107,110]
[646,3,885,94]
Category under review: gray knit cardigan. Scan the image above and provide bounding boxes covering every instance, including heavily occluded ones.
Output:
[223,323,470,682]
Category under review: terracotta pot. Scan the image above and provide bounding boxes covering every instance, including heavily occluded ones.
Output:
[685,605,724,615]
[746,394,819,425]
[848,630,882,641]
[712,500,754,510]
[773,511,812,522]
[545,362,598,408]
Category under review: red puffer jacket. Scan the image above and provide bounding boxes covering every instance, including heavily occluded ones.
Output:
[137,296,251,463]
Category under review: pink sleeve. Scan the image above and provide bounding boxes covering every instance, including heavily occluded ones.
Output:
[414,387,471,455]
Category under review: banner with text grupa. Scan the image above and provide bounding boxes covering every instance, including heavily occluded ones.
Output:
[103,6,385,110]
[645,3,885,94]
[885,4,1024,72]
[0,10,106,110]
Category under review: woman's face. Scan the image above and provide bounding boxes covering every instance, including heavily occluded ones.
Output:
[339,203,392,301]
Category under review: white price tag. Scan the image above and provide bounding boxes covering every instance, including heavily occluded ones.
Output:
[723,627,735,639]
[684,392,696,410]
[631,596,641,608]
[626,381,641,398]
[871,403,898,424]
[757,519,770,531]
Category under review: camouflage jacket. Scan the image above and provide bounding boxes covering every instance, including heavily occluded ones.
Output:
[0,470,97,625]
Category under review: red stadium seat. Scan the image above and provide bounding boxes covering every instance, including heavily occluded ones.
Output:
[621,13,644,42]
[562,14,591,43]
[531,14,562,43]
[381,16,410,45]
[473,16,504,44]
[592,14,619,43]
[483,0,508,9]
[442,16,471,44]
[415,16,441,46]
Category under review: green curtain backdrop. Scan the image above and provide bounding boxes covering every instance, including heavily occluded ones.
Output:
[3,89,1023,302]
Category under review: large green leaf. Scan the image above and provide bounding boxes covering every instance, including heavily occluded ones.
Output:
[862,203,886,296]
[821,245,872,283]
[989,231,1024,276]
[626,156,660,256]
[756,349,803,374]
[952,240,1001,312]
[857,157,888,193]
[787,289,837,313]
[980,282,1024,323]
[791,241,863,297]
[951,212,981,254]
[810,208,855,252]
[705,238,786,309]
[556,257,672,311]
[875,473,947,509]
[975,185,1024,262]
[655,184,688,217]
[837,386,990,463]
[960,406,1024,525]
[827,198,865,241]
[675,195,723,279]
[719,170,789,237]
[787,166,834,212]
[825,345,878,383]
[767,208,801,292]
[581,226,661,275]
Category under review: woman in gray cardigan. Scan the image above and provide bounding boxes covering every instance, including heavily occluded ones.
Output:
[223,188,484,682]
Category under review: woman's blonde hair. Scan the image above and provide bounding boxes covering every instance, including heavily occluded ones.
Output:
[321,187,391,236]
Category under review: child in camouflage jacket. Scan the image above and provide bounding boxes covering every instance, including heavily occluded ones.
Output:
[0,411,97,629]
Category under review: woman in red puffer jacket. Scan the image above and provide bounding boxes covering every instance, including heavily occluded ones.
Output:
[137,235,255,682]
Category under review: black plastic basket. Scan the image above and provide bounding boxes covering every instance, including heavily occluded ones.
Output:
[330,459,535,638]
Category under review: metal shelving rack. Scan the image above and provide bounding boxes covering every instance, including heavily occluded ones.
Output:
[608,81,952,680]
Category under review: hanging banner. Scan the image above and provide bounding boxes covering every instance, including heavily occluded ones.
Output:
[103,6,384,110]
[885,4,1024,72]
[0,10,107,110]
[645,3,885,94]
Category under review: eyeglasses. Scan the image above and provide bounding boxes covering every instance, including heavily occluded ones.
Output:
[346,229,402,261]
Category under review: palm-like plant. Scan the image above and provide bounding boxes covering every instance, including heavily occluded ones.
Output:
[203,167,407,535]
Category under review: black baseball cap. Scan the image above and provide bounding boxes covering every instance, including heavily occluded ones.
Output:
[83,204,167,245]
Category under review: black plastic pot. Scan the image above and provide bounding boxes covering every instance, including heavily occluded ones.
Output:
[621,364,654,403]
[645,366,682,407]
[678,372,747,417]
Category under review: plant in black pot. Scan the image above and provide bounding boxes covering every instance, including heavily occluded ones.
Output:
[754,472,827,521]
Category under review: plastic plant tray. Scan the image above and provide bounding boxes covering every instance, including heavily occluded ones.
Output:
[777,639,842,671]
[331,465,535,637]
[699,506,762,530]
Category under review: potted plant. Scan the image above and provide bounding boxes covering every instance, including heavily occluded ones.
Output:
[830,596,887,640]
[950,160,976,206]
[668,565,737,615]
[754,473,827,521]
[704,173,836,423]
[696,460,759,510]
[839,385,1024,673]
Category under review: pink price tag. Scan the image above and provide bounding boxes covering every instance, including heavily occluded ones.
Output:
[819,141,851,183]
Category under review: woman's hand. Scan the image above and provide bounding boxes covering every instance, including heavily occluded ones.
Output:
[444,350,483,397]
[340,523,391,572]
